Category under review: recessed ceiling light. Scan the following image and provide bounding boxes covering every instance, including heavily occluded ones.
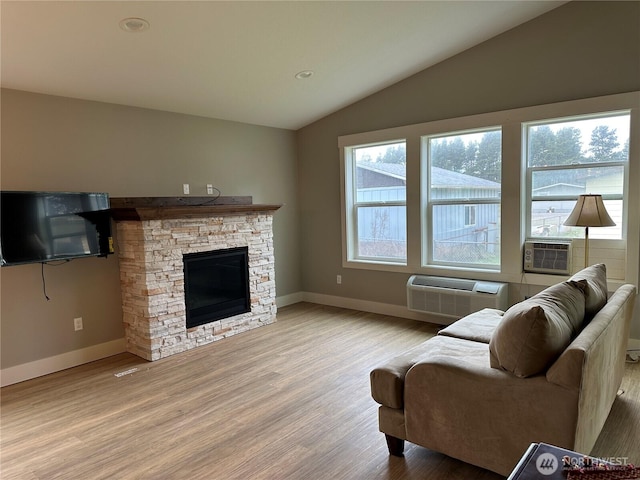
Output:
[295,70,314,80]
[119,17,150,33]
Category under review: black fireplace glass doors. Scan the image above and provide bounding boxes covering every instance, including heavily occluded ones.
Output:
[183,247,251,329]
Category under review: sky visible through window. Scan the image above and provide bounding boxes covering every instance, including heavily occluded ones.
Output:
[528,113,629,161]
[528,112,630,240]
[354,114,629,164]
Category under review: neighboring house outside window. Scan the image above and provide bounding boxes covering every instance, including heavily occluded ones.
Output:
[465,205,477,227]
[525,112,630,241]
[423,129,502,269]
[344,141,407,264]
[339,92,638,285]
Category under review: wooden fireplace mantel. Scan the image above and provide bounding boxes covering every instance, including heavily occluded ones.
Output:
[109,196,282,221]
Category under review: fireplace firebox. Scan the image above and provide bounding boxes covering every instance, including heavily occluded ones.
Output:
[183,246,251,329]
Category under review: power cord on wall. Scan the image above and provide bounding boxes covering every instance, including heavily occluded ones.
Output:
[40,260,71,301]
[518,271,529,301]
[197,186,222,205]
[41,263,51,301]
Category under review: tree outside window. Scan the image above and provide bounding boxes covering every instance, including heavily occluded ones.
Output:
[349,141,407,263]
[526,113,629,240]
[424,129,502,268]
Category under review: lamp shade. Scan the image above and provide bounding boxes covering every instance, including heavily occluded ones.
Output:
[563,194,616,228]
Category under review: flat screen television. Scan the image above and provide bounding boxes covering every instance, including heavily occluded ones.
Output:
[0,191,113,266]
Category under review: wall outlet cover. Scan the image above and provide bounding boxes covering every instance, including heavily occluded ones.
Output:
[74,317,83,331]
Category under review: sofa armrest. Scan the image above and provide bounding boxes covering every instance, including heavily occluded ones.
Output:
[547,284,636,390]
[546,348,584,389]
[404,335,579,476]
[370,340,437,409]
[548,284,636,454]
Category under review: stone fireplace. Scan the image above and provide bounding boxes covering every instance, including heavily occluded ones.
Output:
[110,197,281,361]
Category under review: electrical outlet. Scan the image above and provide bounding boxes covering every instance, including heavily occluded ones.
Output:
[183,183,190,195]
[337,275,342,285]
[207,184,214,195]
[74,317,83,331]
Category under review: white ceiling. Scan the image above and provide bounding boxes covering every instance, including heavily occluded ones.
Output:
[1,1,565,130]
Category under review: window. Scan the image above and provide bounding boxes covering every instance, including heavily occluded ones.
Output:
[525,112,630,240]
[423,129,502,269]
[464,205,477,227]
[344,141,407,264]
[339,92,638,282]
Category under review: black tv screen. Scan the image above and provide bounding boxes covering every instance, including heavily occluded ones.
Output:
[0,191,113,266]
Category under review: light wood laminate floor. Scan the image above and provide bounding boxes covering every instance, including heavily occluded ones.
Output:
[2,303,639,479]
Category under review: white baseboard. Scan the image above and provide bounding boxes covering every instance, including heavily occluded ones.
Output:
[291,291,640,343]
[1,293,309,387]
[1,338,126,387]
[0,293,309,387]
[5,293,636,387]
[299,291,452,326]
[628,338,640,351]
[276,292,305,308]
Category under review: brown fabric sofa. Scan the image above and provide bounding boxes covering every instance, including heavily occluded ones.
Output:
[370,264,637,476]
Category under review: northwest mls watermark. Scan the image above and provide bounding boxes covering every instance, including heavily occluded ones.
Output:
[535,452,631,475]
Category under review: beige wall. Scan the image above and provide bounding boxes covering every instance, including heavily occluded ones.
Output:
[296,1,640,335]
[3,1,639,373]
[1,89,300,368]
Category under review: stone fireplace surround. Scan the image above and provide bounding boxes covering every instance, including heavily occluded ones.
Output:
[110,197,281,361]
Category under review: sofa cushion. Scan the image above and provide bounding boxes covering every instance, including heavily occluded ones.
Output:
[569,263,608,321]
[489,280,587,378]
[438,308,504,343]
[370,339,437,409]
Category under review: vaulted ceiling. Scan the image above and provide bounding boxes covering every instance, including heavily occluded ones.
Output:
[1,1,565,130]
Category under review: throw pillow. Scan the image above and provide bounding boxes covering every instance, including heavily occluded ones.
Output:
[489,280,586,378]
[569,263,608,321]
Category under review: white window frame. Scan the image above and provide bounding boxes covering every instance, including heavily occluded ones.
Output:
[421,128,502,271]
[338,92,639,287]
[342,139,408,267]
[523,111,630,241]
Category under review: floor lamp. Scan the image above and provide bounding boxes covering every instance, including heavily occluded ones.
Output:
[563,194,615,268]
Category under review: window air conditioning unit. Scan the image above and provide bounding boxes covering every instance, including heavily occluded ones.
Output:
[523,240,572,275]
[407,275,509,321]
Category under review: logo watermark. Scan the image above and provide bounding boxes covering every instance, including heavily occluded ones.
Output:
[535,453,559,475]
[535,452,631,476]
[563,455,630,467]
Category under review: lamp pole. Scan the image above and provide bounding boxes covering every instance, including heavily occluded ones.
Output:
[584,225,589,268]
